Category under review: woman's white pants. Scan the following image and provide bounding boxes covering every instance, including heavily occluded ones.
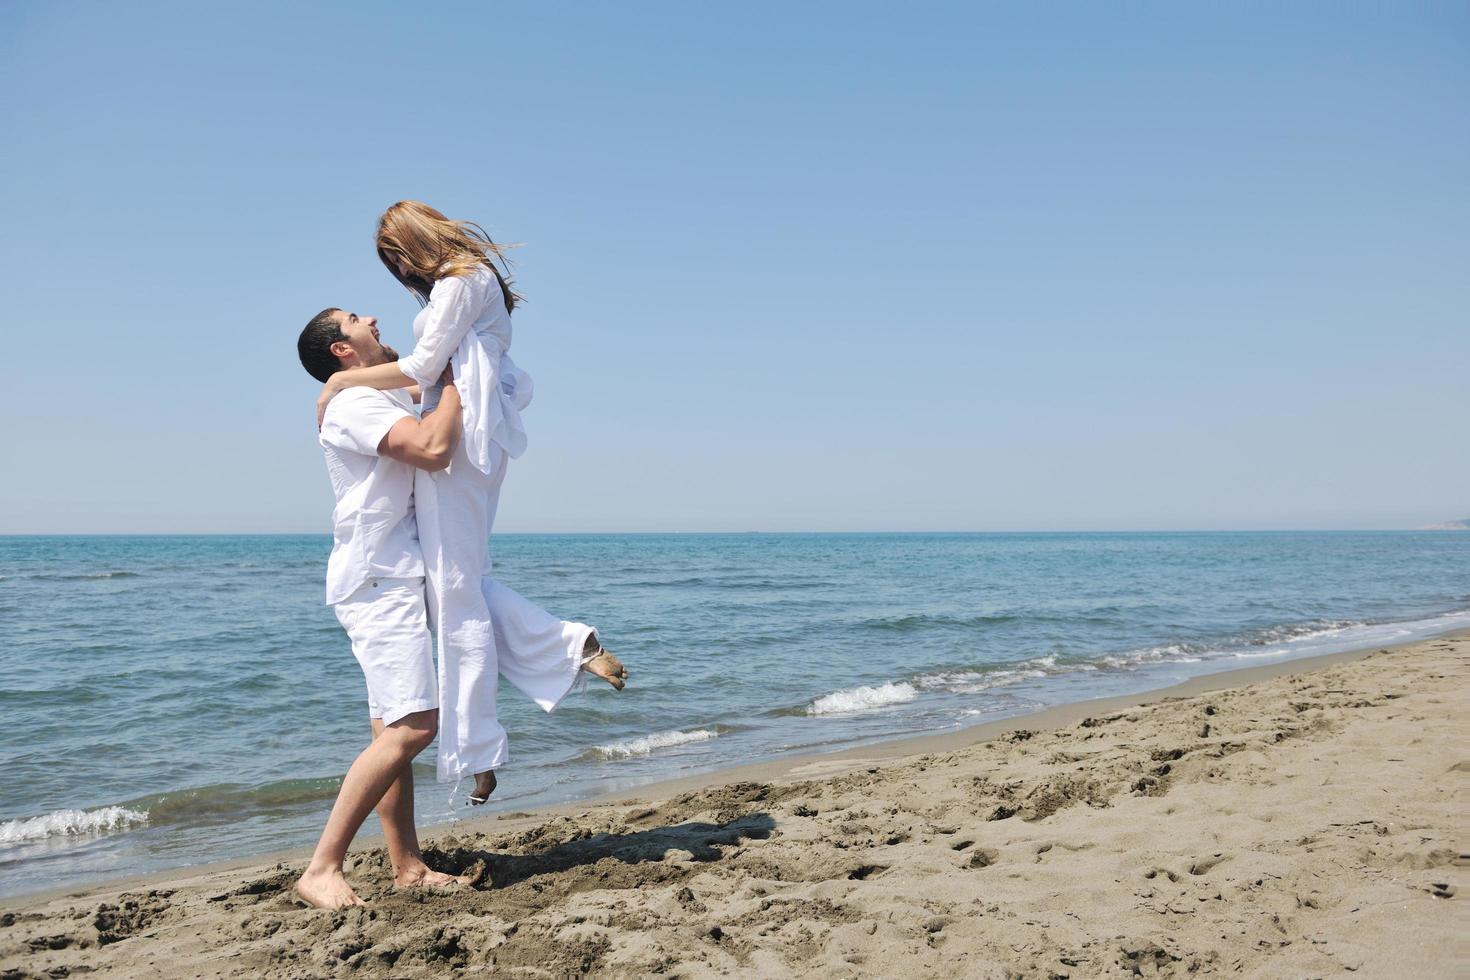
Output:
[414,442,593,783]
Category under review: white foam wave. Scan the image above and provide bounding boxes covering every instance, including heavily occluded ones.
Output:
[807,682,918,715]
[1249,619,1360,645]
[0,806,149,845]
[1225,611,1470,660]
[854,610,1470,714]
[1098,613,1470,668]
[914,654,1072,694]
[1099,643,1206,669]
[592,729,718,759]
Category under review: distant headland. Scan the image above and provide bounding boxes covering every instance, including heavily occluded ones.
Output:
[1420,519,1470,530]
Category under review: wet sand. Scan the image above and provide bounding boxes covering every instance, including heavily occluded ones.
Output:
[2,633,1465,978]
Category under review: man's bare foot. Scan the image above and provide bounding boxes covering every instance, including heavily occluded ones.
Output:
[295,867,366,909]
[581,634,628,691]
[469,770,496,805]
[393,858,487,889]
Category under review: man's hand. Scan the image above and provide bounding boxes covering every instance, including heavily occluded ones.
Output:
[316,374,347,428]
[437,364,455,387]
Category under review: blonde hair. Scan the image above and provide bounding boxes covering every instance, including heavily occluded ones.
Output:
[375,200,521,312]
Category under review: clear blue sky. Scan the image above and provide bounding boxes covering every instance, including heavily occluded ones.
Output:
[2,2,1465,533]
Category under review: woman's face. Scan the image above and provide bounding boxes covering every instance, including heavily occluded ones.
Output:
[387,252,412,279]
[382,247,413,280]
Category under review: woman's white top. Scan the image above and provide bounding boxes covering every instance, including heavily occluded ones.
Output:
[396,264,533,474]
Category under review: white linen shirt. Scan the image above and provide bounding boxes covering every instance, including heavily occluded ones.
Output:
[318,388,424,605]
[396,266,533,475]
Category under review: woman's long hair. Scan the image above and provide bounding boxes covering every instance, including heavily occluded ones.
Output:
[375,200,521,312]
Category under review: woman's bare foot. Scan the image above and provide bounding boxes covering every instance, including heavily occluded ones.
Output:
[393,858,487,889]
[581,634,628,691]
[295,867,367,909]
[469,770,497,805]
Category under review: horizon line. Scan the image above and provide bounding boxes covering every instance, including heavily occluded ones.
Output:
[2,528,1464,537]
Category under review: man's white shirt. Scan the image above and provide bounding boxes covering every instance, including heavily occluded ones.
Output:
[318,388,425,605]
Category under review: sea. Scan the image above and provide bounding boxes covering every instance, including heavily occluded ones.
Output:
[1,532,1467,900]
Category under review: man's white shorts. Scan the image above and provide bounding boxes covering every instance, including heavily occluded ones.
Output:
[332,576,437,727]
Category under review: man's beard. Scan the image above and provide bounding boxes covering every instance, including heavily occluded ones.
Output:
[379,344,400,363]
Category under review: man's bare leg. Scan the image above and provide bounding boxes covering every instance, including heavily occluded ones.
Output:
[369,720,484,887]
[295,710,439,909]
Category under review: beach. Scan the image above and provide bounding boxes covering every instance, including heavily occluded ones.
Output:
[6,532,1470,903]
[3,631,1463,977]
[7,3,1466,975]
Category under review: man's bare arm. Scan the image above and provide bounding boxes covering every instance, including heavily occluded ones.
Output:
[318,361,418,427]
[378,383,463,471]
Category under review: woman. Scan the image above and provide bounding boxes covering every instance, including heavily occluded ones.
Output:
[317,201,627,805]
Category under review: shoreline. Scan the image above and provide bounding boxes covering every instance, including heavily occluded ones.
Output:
[3,631,1463,977]
[8,625,1463,910]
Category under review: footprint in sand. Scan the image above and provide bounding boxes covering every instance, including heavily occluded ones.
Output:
[1188,854,1230,876]
[847,863,889,880]
[963,849,998,869]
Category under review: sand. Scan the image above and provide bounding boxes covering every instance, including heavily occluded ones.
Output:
[2,634,1465,978]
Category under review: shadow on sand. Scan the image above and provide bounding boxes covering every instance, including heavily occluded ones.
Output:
[425,811,777,890]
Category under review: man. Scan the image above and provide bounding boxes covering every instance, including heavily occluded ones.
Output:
[293,307,482,909]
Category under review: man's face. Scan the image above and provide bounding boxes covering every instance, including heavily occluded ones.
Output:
[330,310,399,368]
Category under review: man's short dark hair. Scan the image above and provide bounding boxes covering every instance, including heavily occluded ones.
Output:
[298,308,345,383]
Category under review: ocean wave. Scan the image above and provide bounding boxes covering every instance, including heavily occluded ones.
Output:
[0,686,108,707]
[799,611,1470,721]
[0,806,149,845]
[807,681,918,715]
[857,611,1120,633]
[1223,612,1470,659]
[913,654,1076,693]
[1245,619,1360,645]
[1095,619,1376,668]
[621,575,833,591]
[29,571,142,581]
[590,728,719,759]
[858,613,1022,632]
[1093,618,1404,668]
[1098,642,1209,668]
[124,777,345,826]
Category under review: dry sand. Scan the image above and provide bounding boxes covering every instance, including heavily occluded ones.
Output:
[3,634,1465,978]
